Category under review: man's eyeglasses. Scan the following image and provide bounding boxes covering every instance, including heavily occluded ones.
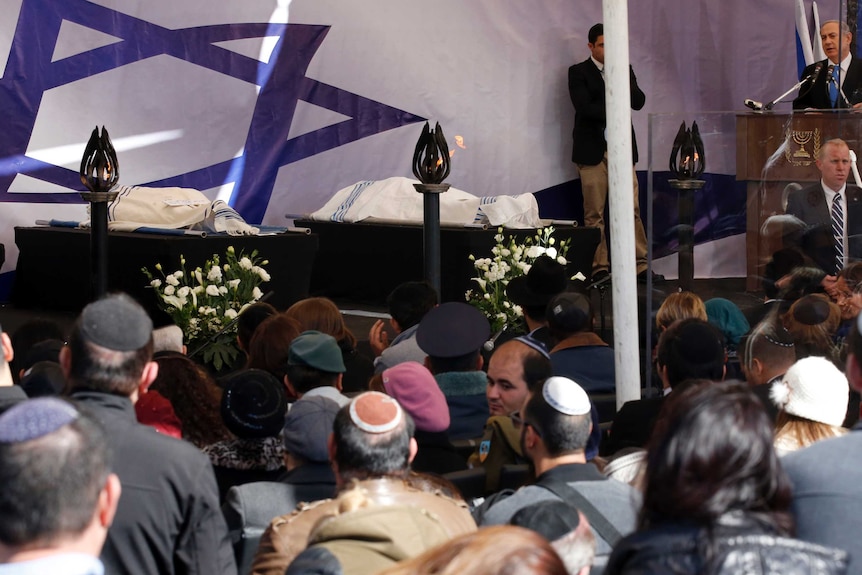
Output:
[510,411,541,438]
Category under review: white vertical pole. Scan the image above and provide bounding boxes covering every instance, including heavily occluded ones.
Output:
[602,0,642,408]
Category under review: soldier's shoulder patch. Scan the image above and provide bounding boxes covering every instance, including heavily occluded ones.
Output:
[478,439,491,463]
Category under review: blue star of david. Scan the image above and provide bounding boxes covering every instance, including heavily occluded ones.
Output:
[0,0,425,222]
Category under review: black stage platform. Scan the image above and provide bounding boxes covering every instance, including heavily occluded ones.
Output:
[11,227,319,317]
[297,220,601,304]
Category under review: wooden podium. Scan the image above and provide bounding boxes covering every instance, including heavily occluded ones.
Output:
[736,111,862,290]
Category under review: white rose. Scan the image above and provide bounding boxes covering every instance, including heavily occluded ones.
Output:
[257,268,271,282]
[513,305,523,317]
[173,270,183,279]
[239,257,253,270]
[206,284,220,297]
[164,285,176,296]
[177,286,190,297]
[546,247,557,259]
[207,266,222,281]
[165,274,179,286]
[501,248,511,257]
[224,309,238,319]
[193,285,204,294]
[219,286,228,294]
[150,279,162,288]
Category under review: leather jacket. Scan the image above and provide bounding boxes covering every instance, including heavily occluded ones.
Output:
[605,514,848,575]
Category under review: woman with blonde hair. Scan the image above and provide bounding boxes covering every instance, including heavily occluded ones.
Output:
[285,297,373,392]
[378,525,568,575]
[655,291,707,332]
[771,356,849,456]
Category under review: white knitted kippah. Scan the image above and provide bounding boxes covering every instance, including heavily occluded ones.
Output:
[543,376,591,416]
[770,356,848,427]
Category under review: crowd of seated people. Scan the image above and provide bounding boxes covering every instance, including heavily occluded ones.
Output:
[2,262,862,575]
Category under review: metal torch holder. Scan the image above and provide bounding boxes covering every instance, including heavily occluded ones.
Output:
[413,182,451,296]
[81,190,119,299]
[668,178,705,291]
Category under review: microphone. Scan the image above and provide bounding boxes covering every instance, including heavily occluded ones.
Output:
[809,60,824,81]
[744,99,764,110]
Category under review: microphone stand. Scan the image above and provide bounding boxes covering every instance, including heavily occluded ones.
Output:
[763,76,812,110]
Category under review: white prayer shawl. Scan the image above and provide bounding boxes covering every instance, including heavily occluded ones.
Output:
[309,177,543,229]
[83,185,259,235]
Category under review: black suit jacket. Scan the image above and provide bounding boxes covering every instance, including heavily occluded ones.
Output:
[601,395,664,456]
[785,183,862,274]
[568,58,645,165]
[793,57,862,109]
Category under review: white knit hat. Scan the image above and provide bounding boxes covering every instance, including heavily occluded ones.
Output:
[770,356,849,427]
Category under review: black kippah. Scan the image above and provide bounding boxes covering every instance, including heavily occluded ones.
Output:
[80,293,153,351]
[792,297,830,326]
[220,369,287,438]
[0,398,78,444]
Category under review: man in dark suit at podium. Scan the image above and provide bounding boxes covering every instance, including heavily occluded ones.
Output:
[793,20,862,110]
[785,138,862,275]
[568,23,658,284]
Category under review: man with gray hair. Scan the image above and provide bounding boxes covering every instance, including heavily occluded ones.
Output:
[0,397,121,574]
[475,377,639,571]
[252,392,475,575]
[793,20,862,110]
[61,293,236,575]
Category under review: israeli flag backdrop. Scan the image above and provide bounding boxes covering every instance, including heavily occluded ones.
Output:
[0,0,835,295]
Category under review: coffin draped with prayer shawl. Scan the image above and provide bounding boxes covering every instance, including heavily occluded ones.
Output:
[308,177,544,229]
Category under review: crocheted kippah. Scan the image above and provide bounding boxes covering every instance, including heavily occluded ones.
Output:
[220,369,288,438]
[543,376,591,416]
[349,391,402,434]
[0,397,78,444]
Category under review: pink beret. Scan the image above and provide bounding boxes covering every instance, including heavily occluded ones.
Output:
[382,362,450,433]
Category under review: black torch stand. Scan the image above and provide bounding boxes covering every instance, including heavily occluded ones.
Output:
[413,183,450,296]
[668,178,705,292]
[81,191,118,299]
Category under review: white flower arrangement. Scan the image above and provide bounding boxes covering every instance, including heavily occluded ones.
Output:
[465,226,572,335]
[143,246,270,371]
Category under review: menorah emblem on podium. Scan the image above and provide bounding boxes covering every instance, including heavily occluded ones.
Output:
[784,128,821,166]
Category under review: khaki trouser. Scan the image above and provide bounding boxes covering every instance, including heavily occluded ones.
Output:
[578,151,648,274]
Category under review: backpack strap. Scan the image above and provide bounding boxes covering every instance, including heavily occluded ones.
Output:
[537,476,624,546]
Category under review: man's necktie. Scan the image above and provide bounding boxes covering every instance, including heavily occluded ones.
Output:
[829,64,840,107]
[832,193,845,273]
